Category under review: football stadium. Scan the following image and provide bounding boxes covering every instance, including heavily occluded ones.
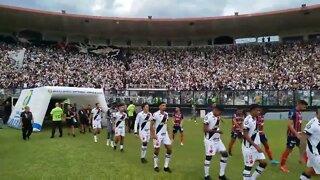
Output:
[0,1,320,180]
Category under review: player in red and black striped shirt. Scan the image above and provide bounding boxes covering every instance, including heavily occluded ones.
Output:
[280,100,308,173]
[257,109,279,164]
[172,107,184,146]
[227,108,245,156]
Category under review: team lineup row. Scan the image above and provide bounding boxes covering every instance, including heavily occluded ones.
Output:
[20,100,319,180]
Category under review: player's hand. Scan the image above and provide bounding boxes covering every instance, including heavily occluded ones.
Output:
[296,134,302,139]
[152,134,157,140]
[217,130,223,134]
[299,156,306,164]
[255,145,263,153]
[134,133,139,139]
[112,127,115,132]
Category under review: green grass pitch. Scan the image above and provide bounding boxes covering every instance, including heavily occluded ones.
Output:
[0,119,307,180]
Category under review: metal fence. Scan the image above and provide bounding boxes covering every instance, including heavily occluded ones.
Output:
[104,89,320,106]
[1,89,319,106]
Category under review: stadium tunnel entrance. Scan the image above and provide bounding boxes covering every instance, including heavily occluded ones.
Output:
[7,87,108,131]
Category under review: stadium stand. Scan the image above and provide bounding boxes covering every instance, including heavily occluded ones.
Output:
[0,41,319,90]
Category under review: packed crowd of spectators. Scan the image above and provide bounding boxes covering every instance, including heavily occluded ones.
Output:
[0,41,319,90]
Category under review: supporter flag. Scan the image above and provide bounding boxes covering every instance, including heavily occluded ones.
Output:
[63,98,70,104]
[75,43,121,58]
[7,48,26,69]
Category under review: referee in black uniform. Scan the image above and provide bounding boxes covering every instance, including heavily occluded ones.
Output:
[20,106,34,140]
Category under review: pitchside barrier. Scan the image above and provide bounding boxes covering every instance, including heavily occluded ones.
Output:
[0,88,319,131]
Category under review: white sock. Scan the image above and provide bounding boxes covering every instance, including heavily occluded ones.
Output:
[300,173,310,180]
[141,145,147,158]
[204,160,210,177]
[220,157,227,176]
[111,141,114,147]
[120,145,123,150]
[164,154,171,168]
[251,165,265,180]
[153,154,159,168]
[243,167,252,180]
[94,135,97,142]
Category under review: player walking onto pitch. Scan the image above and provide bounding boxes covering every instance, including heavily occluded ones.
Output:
[172,107,184,146]
[228,108,245,156]
[242,104,267,180]
[280,100,308,172]
[256,109,279,164]
[299,108,320,180]
[113,103,127,152]
[134,103,153,163]
[203,105,228,180]
[150,102,173,173]
[90,103,105,143]
[106,103,118,147]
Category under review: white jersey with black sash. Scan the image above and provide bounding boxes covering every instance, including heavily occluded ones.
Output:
[91,108,103,122]
[304,117,320,155]
[152,110,169,135]
[242,114,261,150]
[134,111,152,134]
[203,112,221,141]
[114,111,127,129]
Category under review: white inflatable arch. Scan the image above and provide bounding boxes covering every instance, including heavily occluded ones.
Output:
[7,86,108,131]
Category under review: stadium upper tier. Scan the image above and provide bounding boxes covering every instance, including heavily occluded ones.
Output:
[0,4,320,45]
[0,41,319,90]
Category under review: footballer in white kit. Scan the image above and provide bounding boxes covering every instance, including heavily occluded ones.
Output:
[150,102,172,173]
[113,103,127,152]
[299,108,320,180]
[134,103,153,163]
[203,106,228,180]
[242,104,267,180]
[90,103,105,142]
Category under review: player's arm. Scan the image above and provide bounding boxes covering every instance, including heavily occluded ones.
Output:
[134,114,139,135]
[203,115,222,134]
[150,118,157,139]
[299,132,308,164]
[203,124,222,134]
[288,110,301,138]
[288,119,300,138]
[232,116,240,129]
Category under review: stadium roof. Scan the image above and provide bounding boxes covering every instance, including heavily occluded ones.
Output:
[0,4,319,41]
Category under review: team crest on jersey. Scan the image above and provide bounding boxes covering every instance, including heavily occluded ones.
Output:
[306,124,312,129]
[244,121,249,125]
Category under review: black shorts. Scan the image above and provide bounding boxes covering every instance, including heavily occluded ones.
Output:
[173,125,183,133]
[260,134,268,144]
[66,119,74,127]
[80,118,89,125]
[287,136,300,149]
[231,131,243,139]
